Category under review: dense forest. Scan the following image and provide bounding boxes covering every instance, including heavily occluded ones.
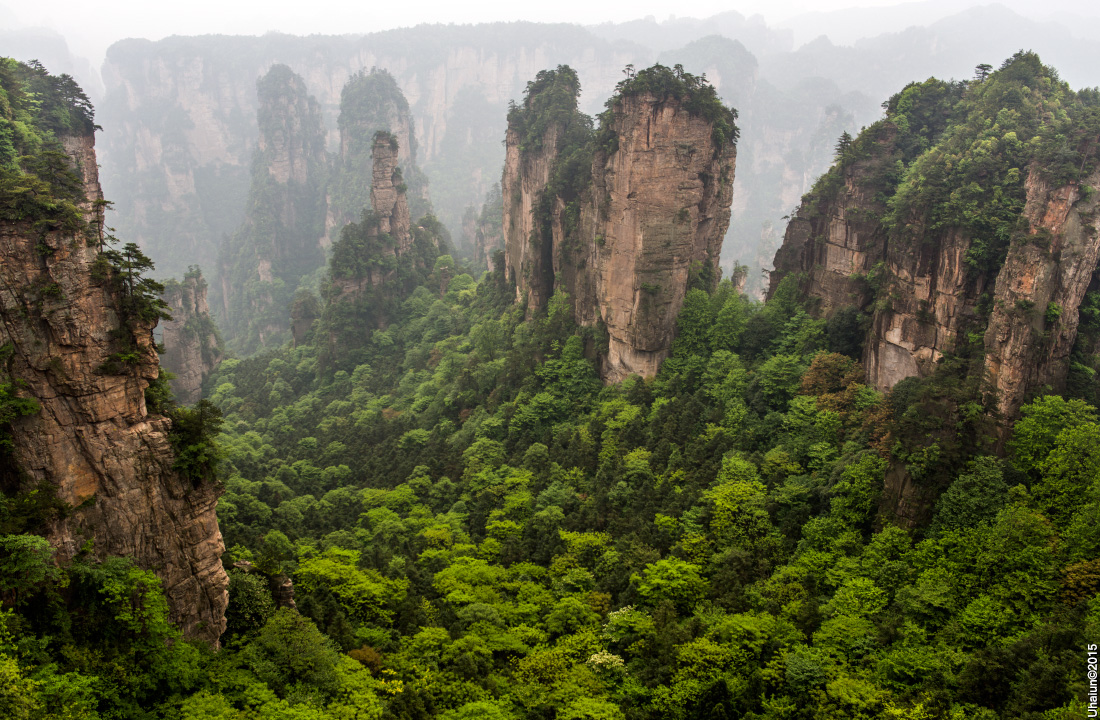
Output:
[2,53,1099,720]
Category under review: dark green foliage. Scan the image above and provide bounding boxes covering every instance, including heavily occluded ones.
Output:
[606,63,739,148]
[0,381,39,454]
[167,399,224,482]
[6,54,1098,720]
[100,241,173,325]
[929,456,1008,533]
[0,58,94,240]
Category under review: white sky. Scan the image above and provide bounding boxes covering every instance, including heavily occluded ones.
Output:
[0,0,959,60]
[4,0,1100,66]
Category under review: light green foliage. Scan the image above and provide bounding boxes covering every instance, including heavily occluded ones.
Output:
[634,558,709,611]
[296,548,408,624]
[1011,395,1098,475]
[7,54,1095,720]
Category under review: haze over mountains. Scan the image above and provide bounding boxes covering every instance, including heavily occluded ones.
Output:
[4,2,1100,294]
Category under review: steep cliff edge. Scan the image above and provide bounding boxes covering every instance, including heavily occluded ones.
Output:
[0,62,227,642]
[575,89,736,381]
[769,53,1100,424]
[983,168,1100,418]
[98,27,638,278]
[504,65,737,381]
[161,268,224,404]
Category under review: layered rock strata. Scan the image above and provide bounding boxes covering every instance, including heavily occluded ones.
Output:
[0,131,228,644]
[504,76,736,381]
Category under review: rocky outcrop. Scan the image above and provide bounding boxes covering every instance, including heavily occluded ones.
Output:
[160,269,224,404]
[768,56,1100,426]
[471,183,504,272]
[504,66,737,381]
[326,68,430,239]
[328,133,442,301]
[0,130,228,644]
[983,168,1100,419]
[573,93,736,381]
[865,226,987,391]
[216,65,329,354]
[503,121,560,310]
[767,125,894,315]
[98,27,640,279]
[369,132,413,255]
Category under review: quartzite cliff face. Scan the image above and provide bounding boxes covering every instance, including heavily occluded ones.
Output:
[160,270,224,405]
[768,57,1100,426]
[0,130,228,643]
[983,168,1100,418]
[574,93,735,381]
[504,67,736,381]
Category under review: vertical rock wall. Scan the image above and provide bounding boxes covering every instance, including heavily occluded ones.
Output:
[502,123,560,310]
[160,270,224,405]
[0,131,228,644]
[570,93,736,381]
[983,168,1100,418]
[503,76,736,382]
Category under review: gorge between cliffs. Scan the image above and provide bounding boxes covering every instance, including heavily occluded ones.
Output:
[2,39,1100,720]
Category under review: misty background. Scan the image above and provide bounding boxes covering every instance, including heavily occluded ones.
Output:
[5,0,1100,295]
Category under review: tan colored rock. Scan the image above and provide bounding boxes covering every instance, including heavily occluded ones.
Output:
[369,133,413,255]
[0,130,228,645]
[502,120,560,309]
[983,167,1100,421]
[503,86,736,382]
[572,93,736,381]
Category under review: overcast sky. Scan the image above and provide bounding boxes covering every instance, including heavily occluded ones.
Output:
[4,0,1100,65]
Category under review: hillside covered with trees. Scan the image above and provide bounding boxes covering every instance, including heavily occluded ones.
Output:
[1,54,1098,720]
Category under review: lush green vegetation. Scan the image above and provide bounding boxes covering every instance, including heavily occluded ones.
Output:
[605,63,739,149]
[3,56,1099,720]
[0,58,95,239]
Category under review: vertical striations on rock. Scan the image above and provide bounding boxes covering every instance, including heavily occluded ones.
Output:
[216,64,329,355]
[472,183,504,272]
[369,132,413,255]
[983,168,1100,418]
[574,90,736,381]
[502,85,565,310]
[323,132,449,353]
[0,64,228,643]
[503,64,738,381]
[160,268,224,404]
[768,52,1100,427]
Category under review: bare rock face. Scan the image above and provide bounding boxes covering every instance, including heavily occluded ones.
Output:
[571,94,736,381]
[0,131,228,644]
[467,183,504,273]
[369,133,413,255]
[99,30,638,279]
[768,126,893,315]
[503,122,560,310]
[769,101,1100,424]
[329,133,427,302]
[504,74,736,382]
[326,68,430,239]
[160,270,224,404]
[983,168,1100,420]
[865,225,989,391]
